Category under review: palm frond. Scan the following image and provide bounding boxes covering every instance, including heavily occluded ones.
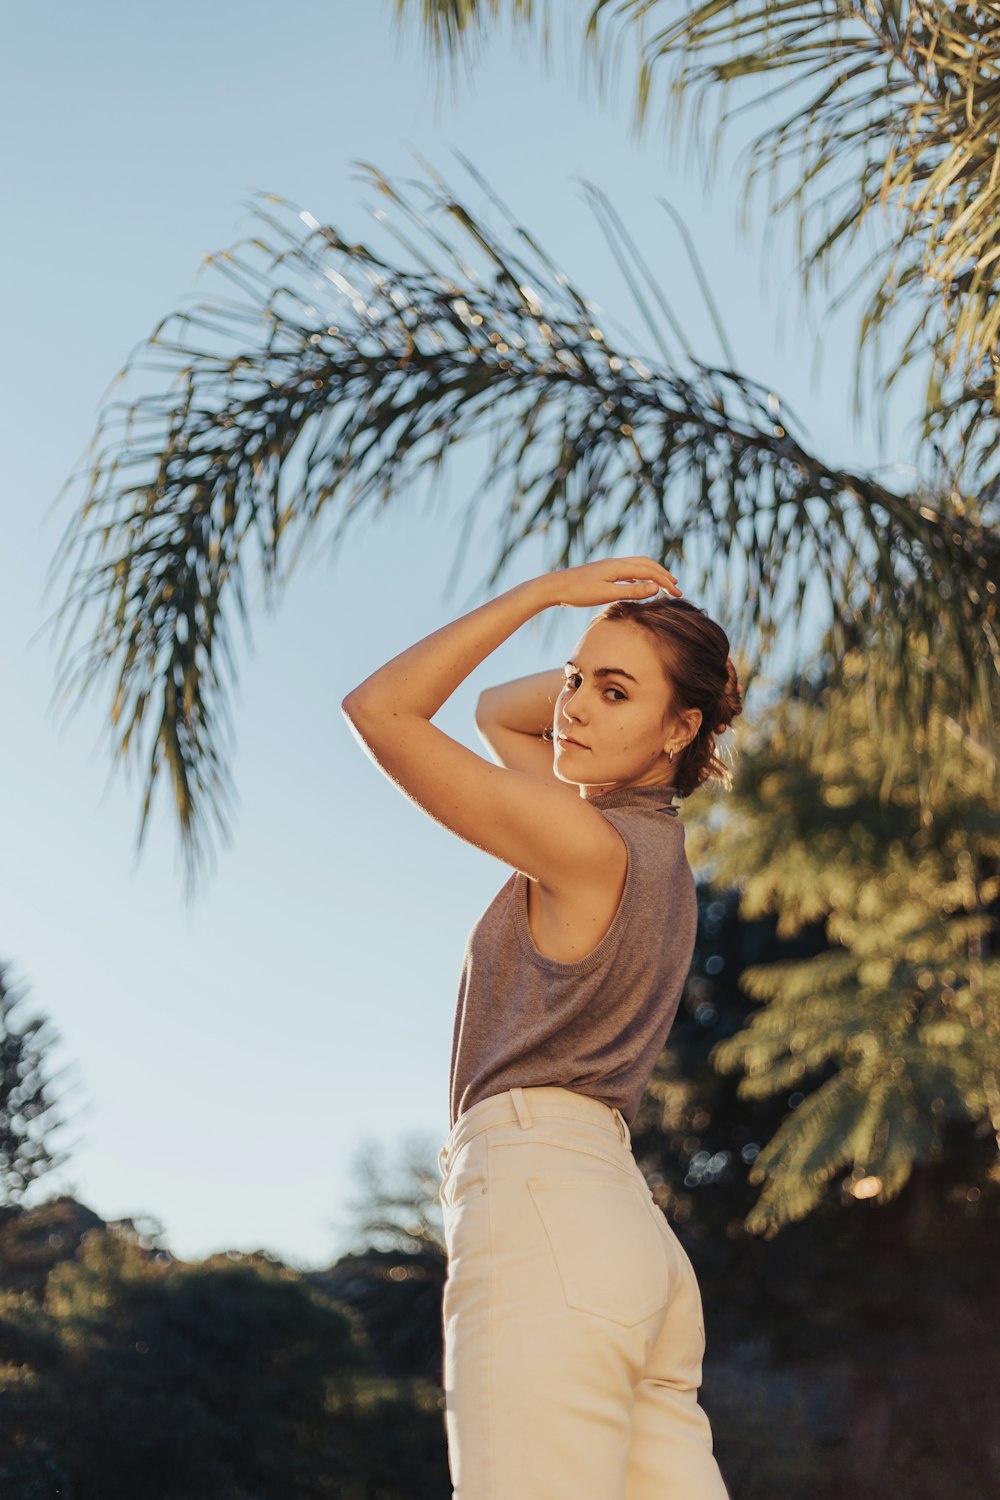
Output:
[584,0,1000,420]
[405,1,1000,441]
[37,159,999,892]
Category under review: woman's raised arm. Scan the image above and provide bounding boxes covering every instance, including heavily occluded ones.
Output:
[475,668,569,784]
[477,668,566,737]
[338,558,679,882]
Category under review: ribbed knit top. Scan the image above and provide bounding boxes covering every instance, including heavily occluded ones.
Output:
[447,782,699,1129]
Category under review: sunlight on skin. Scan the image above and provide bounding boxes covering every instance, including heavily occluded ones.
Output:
[551,619,701,800]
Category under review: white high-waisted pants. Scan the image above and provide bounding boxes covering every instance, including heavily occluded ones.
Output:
[437,1084,731,1499]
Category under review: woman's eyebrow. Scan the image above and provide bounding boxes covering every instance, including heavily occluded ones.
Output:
[564,660,639,684]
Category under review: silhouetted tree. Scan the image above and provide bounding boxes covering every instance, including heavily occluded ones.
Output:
[0,961,75,1206]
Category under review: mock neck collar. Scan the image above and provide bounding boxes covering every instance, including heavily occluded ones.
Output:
[585,782,679,813]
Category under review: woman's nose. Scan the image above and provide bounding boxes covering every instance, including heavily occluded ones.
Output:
[562,691,587,724]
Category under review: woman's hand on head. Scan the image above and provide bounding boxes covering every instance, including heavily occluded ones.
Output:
[533,556,682,610]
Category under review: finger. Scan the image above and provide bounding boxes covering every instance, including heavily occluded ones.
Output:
[635,555,678,584]
[653,560,681,591]
[620,559,673,588]
[636,560,674,586]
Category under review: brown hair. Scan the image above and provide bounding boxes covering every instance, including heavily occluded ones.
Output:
[589,596,743,798]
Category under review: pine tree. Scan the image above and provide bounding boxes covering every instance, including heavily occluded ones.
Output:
[0,962,73,1205]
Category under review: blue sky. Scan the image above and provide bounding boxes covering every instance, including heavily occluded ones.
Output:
[2,1,928,1268]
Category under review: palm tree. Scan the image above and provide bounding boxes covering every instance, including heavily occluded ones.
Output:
[35,151,997,898]
[396,1,1000,429]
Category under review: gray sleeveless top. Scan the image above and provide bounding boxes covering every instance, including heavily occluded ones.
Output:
[447,781,699,1129]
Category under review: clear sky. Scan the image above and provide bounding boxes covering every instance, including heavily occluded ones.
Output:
[2,0,928,1268]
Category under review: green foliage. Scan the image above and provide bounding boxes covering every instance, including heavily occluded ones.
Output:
[684,619,1000,1235]
[0,1226,450,1499]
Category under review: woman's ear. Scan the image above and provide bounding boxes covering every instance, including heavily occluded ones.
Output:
[683,709,703,747]
[660,705,701,756]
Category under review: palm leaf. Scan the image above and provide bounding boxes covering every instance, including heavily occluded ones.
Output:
[36,160,999,892]
[403,1,1000,451]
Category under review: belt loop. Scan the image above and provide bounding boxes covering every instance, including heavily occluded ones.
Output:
[510,1087,533,1130]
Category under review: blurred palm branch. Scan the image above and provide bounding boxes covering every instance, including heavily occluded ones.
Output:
[398,0,1000,468]
[37,153,998,895]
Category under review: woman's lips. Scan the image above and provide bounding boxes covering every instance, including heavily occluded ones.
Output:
[557,735,587,748]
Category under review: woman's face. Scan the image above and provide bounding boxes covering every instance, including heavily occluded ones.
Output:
[552,619,700,793]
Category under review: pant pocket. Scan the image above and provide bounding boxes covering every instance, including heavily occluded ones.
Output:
[527,1175,670,1327]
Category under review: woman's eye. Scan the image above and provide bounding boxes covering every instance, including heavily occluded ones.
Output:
[564,673,625,702]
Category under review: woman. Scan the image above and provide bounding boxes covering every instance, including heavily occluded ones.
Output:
[341,556,740,1499]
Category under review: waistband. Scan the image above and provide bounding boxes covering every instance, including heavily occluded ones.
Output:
[439,1086,632,1178]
